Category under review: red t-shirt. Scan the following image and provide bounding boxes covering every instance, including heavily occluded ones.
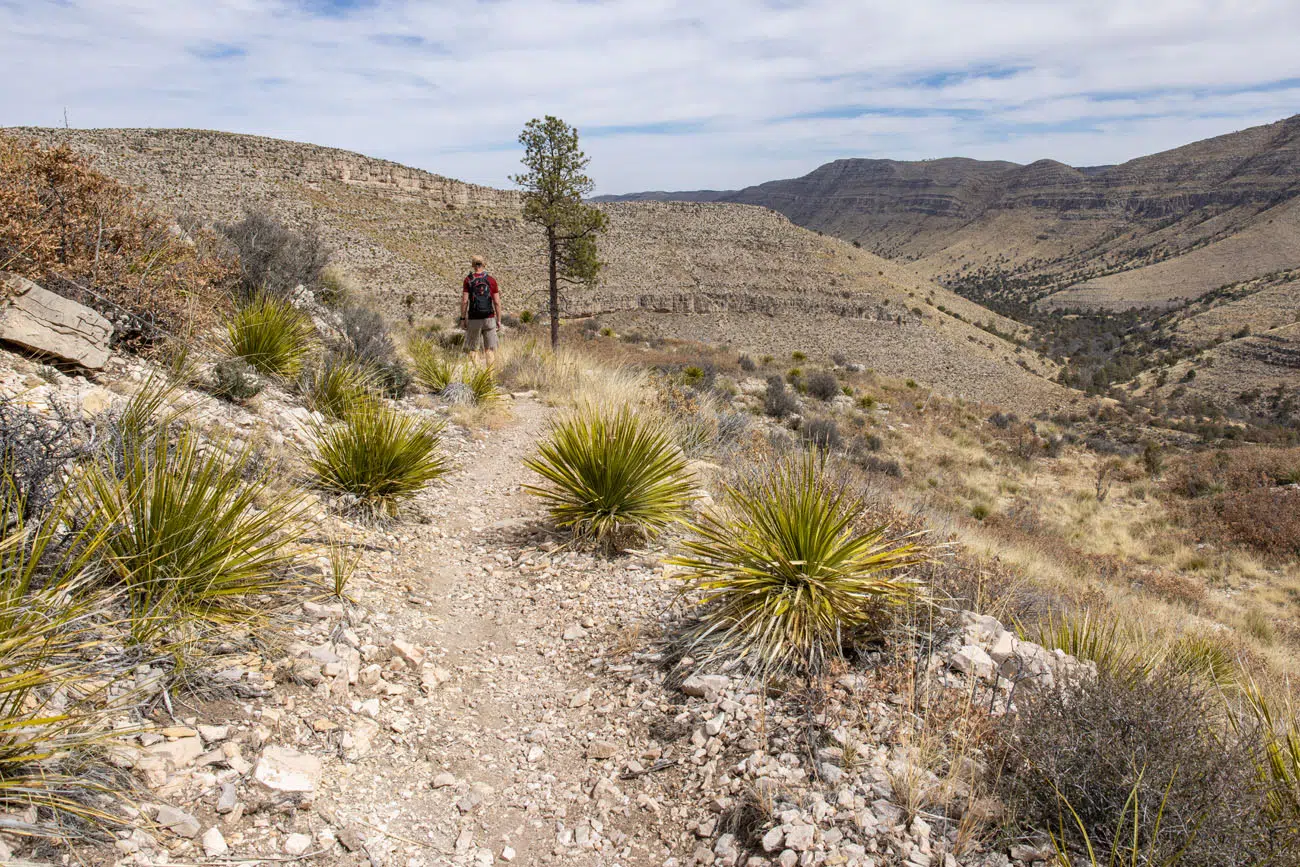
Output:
[462,271,500,320]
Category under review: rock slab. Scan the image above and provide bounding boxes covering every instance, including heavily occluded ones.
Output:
[0,273,112,369]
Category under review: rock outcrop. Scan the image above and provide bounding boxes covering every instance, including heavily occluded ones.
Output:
[0,272,112,369]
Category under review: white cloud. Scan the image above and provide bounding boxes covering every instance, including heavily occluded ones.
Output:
[3,0,1298,192]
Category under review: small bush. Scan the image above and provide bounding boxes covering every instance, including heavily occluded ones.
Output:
[518,310,534,324]
[208,358,264,404]
[791,351,807,362]
[857,394,876,410]
[802,417,841,451]
[465,365,502,405]
[738,355,757,372]
[500,313,520,328]
[764,376,798,418]
[220,209,329,300]
[410,337,460,393]
[858,454,903,478]
[805,370,840,402]
[299,354,377,420]
[997,669,1281,866]
[0,394,91,519]
[227,294,317,377]
[335,304,410,397]
[969,503,990,521]
[524,405,693,551]
[316,267,350,307]
[1168,447,1300,558]
[78,426,307,646]
[308,404,450,516]
[670,452,923,677]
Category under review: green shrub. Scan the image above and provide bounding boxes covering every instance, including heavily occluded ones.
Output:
[0,493,128,831]
[78,426,307,647]
[764,377,798,418]
[410,337,459,393]
[524,405,693,551]
[227,294,316,377]
[299,355,378,420]
[669,452,923,677]
[791,351,806,362]
[208,358,264,404]
[519,310,534,324]
[308,404,449,516]
[465,364,502,405]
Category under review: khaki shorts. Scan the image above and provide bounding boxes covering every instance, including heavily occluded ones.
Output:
[464,317,499,351]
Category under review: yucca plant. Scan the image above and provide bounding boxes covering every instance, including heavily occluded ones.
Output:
[77,426,308,647]
[524,404,693,551]
[308,403,450,516]
[465,364,502,405]
[669,451,925,678]
[299,354,378,419]
[1233,674,1300,827]
[0,490,129,834]
[226,294,317,377]
[1023,610,1152,681]
[410,336,459,393]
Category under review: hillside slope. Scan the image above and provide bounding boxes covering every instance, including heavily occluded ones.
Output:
[603,116,1300,314]
[5,127,1074,412]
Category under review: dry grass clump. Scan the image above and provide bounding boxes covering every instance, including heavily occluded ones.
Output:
[219,209,329,301]
[525,404,693,551]
[0,134,234,343]
[670,451,925,678]
[308,402,449,516]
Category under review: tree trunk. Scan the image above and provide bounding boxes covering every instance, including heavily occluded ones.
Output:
[547,228,560,349]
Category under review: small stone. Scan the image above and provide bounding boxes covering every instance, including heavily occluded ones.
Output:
[681,674,730,701]
[311,718,338,733]
[155,804,200,838]
[562,624,587,641]
[391,638,425,668]
[502,845,516,861]
[253,745,321,794]
[202,827,228,857]
[569,688,591,708]
[785,824,815,851]
[432,772,456,789]
[284,832,312,855]
[778,850,799,867]
[761,827,785,852]
[216,783,238,814]
[587,741,617,760]
[527,745,545,763]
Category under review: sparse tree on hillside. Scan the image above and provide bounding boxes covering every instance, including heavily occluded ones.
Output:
[511,116,606,349]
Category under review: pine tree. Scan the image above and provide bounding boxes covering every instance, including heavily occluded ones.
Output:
[511,116,607,348]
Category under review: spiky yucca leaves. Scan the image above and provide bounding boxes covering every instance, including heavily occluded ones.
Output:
[0,492,128,834]
[226,294,317,377]
[465,364,502,405]
[524,405,693,551]
[77,427,308,646]
[308,403,450,516]
[1234,674,1300,827]
[669,451,925,678]
[300,354,379,419]
[409,336,459,393]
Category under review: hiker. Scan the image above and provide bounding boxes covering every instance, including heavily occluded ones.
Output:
[461,255,501,364]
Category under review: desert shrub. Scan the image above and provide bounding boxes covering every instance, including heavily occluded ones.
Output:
[316,267,350,307]
[0,135,235,344]
[77,426,307,647]
[857,394,876,410]
[802,417,841,451]
[208,358,264,404]
[738,355,757,372]
[500,313,520,328]
[308,403,449,516]
[791,351,806,362]
[0,395,92,519]
[1168,447,1300,558]
[805,370,840,402]
[524,405,693,551]
[764,376,798,418]
[409,336,460,394]
[220,209,329,301]
[465,365,502,405]
[671,452,923,677]
[334,304,410,397]
[581,318,601,333]
[997,669,1281,866]
[0,493,132,831]
[857,454,903,478]
[298,354,377,419]
[519,310,534,324]
[227,294,317,377]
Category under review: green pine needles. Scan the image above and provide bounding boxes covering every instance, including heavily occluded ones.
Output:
[670,451,925,677]
[524,404,694,551]
[308,403,450,516]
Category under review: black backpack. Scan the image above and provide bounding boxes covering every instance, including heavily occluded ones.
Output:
[466,272,494,318]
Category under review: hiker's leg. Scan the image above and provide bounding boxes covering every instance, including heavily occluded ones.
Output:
[483,320,499,366]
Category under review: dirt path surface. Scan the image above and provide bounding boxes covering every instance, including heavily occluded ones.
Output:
[304,397,681,867]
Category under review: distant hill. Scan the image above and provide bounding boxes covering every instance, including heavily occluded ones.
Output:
[3,127,1074,413]
[590,190,733,204]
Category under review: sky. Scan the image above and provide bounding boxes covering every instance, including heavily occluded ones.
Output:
[4,0,1300,194]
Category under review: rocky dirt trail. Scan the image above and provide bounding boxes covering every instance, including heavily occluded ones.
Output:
[302,396,680,867]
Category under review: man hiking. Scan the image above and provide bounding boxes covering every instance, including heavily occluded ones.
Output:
[461,255,501,364]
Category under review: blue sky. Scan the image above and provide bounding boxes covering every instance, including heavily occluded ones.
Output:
[3,0,1299,193]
